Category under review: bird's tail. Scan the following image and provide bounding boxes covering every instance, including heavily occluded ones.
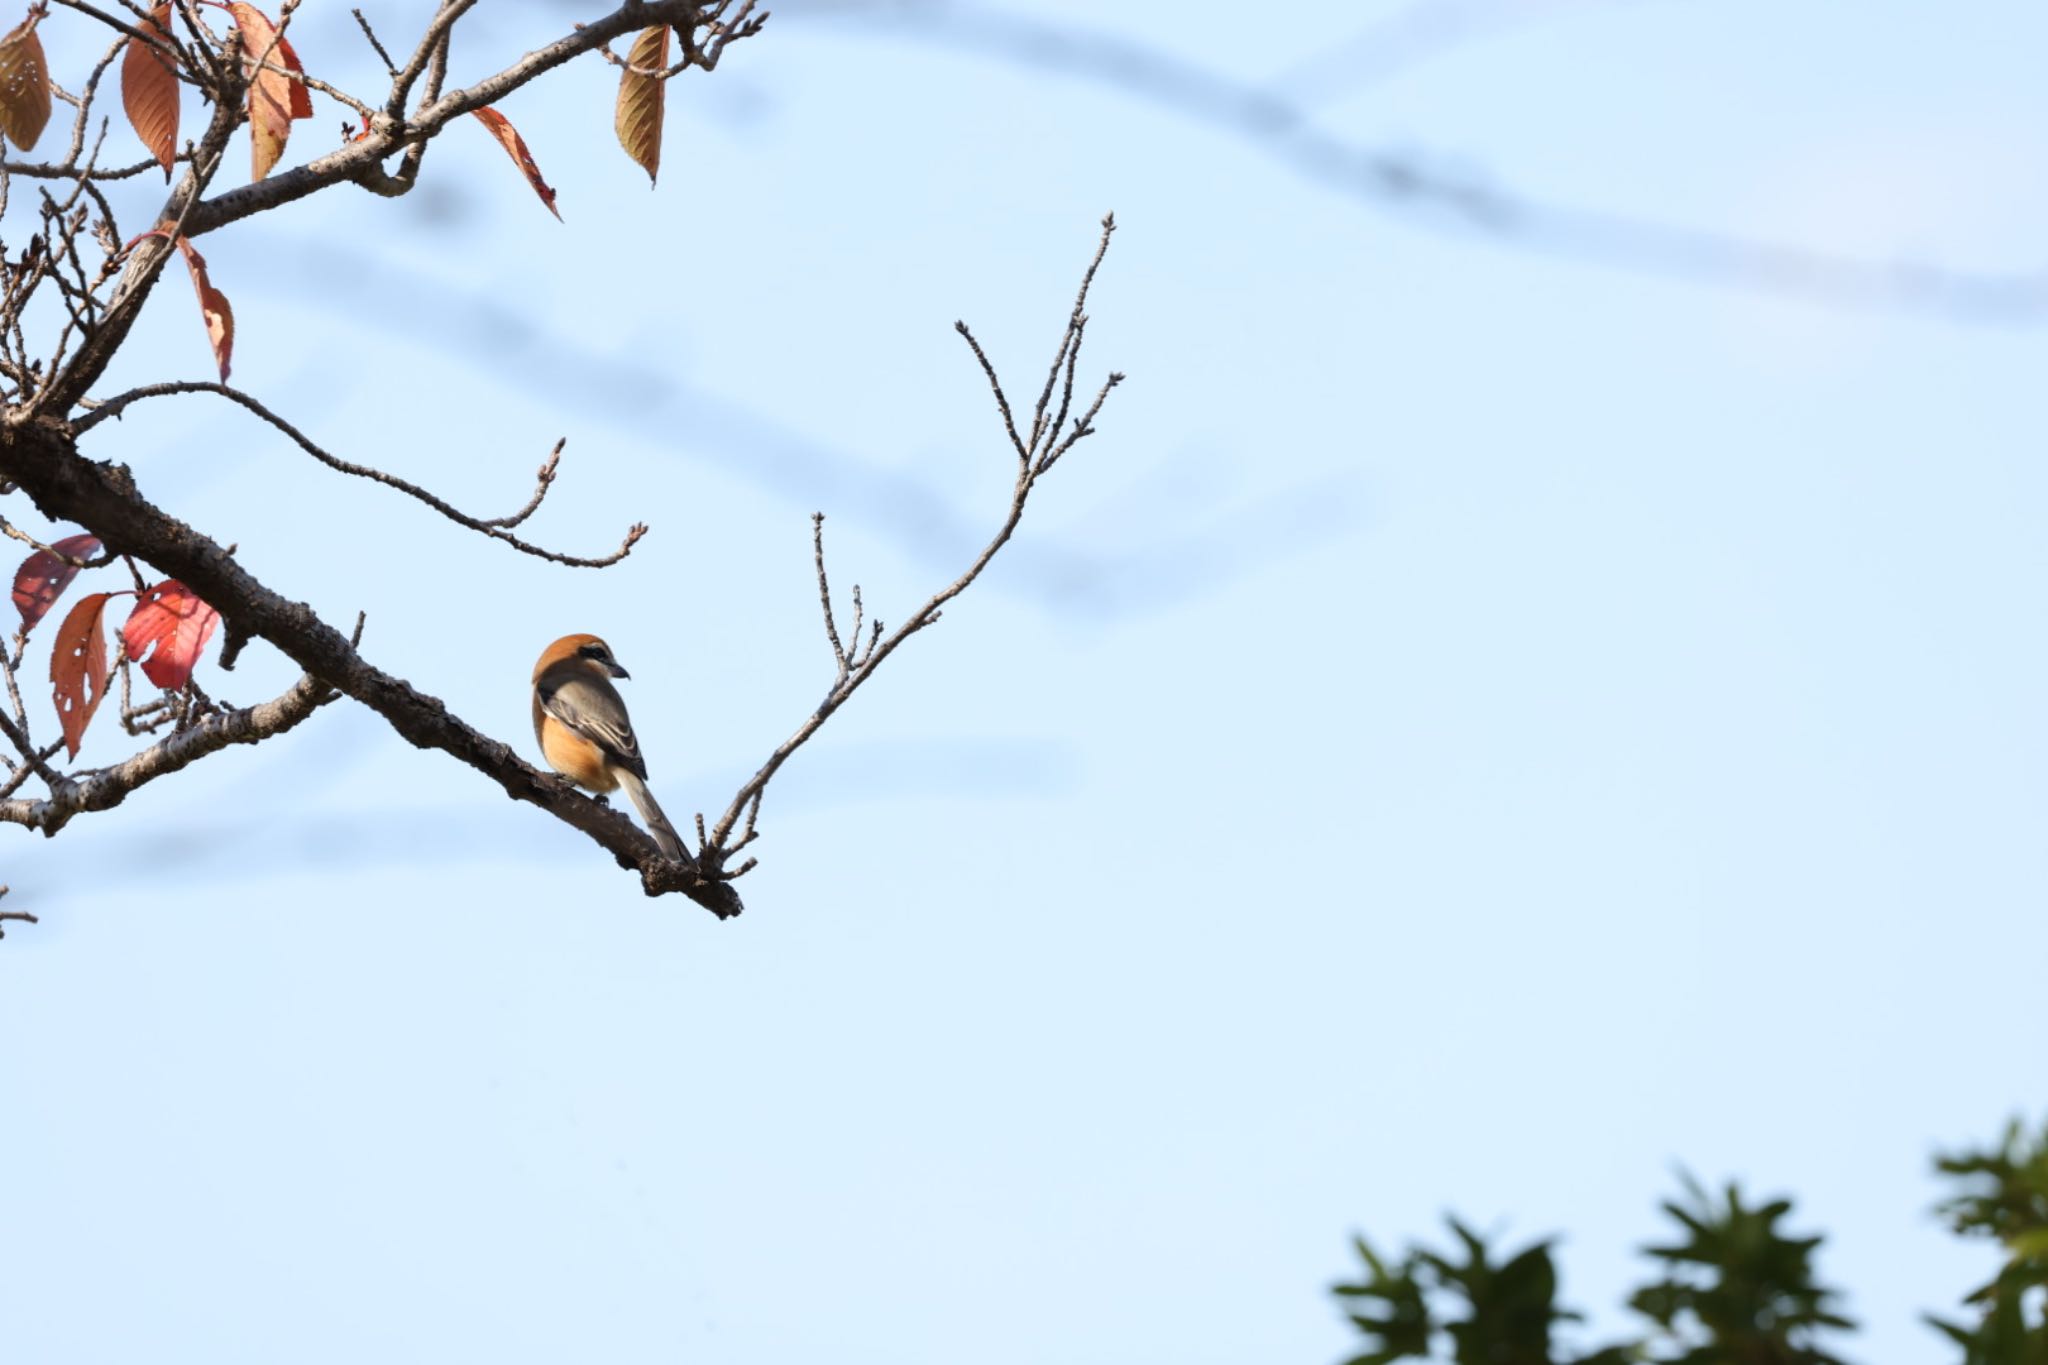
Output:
[616,769,687,862]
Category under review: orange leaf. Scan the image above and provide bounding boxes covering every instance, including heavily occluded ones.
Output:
[50,591,112,760]
[12,533,102,633]
[121,4,179,179]
[173,236,232,381]
[471,107,561,221]
[276,33,313,118]
[121,580,219,691]
[614,25,668,186]
[229,2,295,179]
[0,9,50,152]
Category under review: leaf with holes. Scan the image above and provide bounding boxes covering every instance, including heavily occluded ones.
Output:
[471,107,561,220]
[12,533,102,633]
[174,236,232,381]
[122,581,220,691]
[50,591,112,759]
[229,2,301,179]
[121,3,178,178]
[0,9,50,152]
[614,25,668,186]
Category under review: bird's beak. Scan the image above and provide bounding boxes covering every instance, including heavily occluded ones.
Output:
[607,660,631,680]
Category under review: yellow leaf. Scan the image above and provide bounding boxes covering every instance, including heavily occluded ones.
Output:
[229,2,294,179]
[614,26,668,186]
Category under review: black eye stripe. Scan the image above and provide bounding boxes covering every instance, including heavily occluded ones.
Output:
[578,644,607,659]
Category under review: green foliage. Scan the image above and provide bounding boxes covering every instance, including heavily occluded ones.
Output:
[1333,1117,2048,1365]
[1332,1236,1432,1365]
[1629,1173,1853,1365]
[1331,1221,1630,1365]
[1927,1118,2048,1365]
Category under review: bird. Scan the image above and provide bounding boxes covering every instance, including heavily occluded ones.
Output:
[531,633,687,862]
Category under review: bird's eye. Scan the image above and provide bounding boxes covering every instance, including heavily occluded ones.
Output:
[578,644,606,660]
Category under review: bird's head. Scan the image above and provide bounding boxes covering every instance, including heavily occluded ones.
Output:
[536,632,631,681]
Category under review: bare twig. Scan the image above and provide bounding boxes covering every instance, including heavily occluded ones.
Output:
[39,79,239,413]
[0,515,115,565]
[479,439,565,529]
[0,886,35,938]
[0,710,66,790]
[60,37,128,175]
[954,322,1025,462]
[0,740,64,798]
[392,4,454,186]
[0,669,341,835]
[812,511,850,677]
[351,7,398,77]
[50,0,160,50]
[71,383,645,568]
[697,216,1122,867]
[388,0,478,116]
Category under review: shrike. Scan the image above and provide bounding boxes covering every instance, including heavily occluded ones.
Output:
[531,633,685,862]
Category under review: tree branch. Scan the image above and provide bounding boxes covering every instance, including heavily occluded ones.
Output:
[39,65,241,411]
[0,410,743,916]
[0,8,1118,930]
[183,1,763,240]
[71,384,642,568]
[26,3,768,419]
[0,667,338,835]
[696,215,1123,867]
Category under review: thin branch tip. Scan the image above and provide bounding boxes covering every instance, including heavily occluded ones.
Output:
[696,217,1121,868]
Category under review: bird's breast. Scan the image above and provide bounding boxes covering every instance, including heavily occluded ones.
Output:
[540,716,619,792]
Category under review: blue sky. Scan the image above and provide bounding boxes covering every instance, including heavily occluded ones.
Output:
[3,2,2045,1361]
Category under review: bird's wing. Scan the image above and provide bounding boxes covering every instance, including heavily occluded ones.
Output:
[536,669,646,777]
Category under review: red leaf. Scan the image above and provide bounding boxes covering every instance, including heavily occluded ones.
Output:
[471,107,561,221]
[614,26,668,186]
[50,591,112,759]
[12,532,102,633]
[229,2,297,179]
[0,9,50,153]
[174,235,232,381]
[120,3,178,179]
[121,580,219,691]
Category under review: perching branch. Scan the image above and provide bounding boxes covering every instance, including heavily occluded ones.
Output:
[0,407,747,916]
